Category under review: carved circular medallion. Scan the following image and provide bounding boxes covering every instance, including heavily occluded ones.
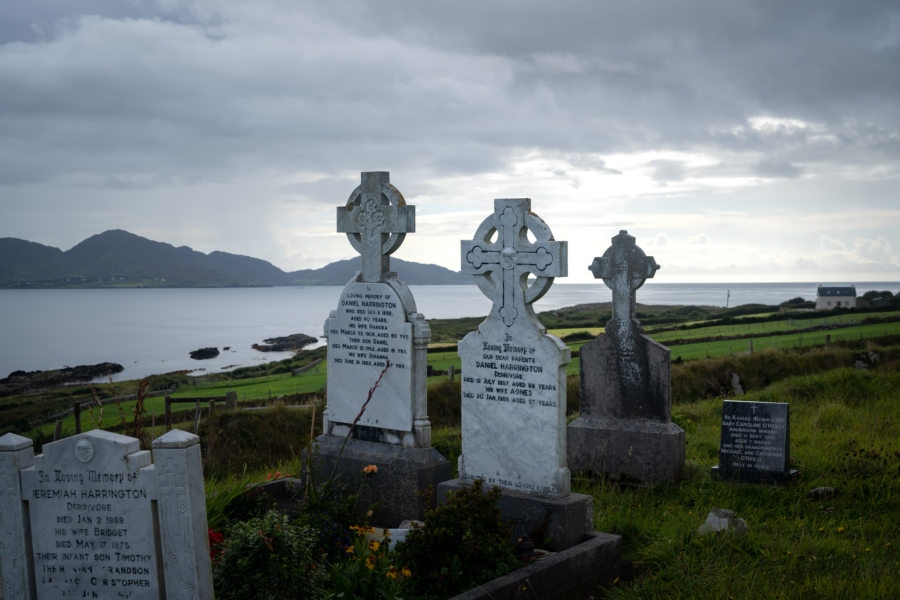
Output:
[74,438,95,463]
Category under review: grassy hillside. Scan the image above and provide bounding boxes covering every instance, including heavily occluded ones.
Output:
[3,303,898,598]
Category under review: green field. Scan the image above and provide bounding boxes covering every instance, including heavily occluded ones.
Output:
[19,308,900,441]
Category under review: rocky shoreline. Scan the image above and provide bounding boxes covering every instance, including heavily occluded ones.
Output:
[0,362,125,397]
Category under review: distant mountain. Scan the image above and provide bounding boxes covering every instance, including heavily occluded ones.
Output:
[0,230,468,287]
[288,257,467,285]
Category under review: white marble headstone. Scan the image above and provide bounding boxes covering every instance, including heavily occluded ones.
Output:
[324,172,431,448]
[458,198,571,497]
[0,429,213,600]
[23,431,159,599]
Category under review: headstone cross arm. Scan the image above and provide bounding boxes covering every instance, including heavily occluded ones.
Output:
[462,198,566,327]
[589,230,659,325]
[337,171,414,282]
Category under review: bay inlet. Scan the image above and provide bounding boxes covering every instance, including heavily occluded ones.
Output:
[1,282,895,382]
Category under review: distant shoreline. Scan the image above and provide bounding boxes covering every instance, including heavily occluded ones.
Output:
[2,280,897,290]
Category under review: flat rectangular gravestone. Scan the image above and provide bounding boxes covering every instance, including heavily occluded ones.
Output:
[0,429,213,600]
[713,400,799,483]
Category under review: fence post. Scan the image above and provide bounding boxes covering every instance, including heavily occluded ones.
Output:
[226,391,237,411]
[74,401,82,434]
[193,400,201,434]
[165,396,172,431]
[53,420,63,441]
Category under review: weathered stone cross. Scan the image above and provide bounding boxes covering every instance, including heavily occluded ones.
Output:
[462,198,566,327]
[337,171,415,283]
[589,230,659,331]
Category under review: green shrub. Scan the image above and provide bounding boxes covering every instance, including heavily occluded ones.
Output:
[213,510,325,600]
[394,480,516,599]
[201,404,321,478]
[323,526,408,600]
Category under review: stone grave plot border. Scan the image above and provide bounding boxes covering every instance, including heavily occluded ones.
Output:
[447,531,624,600]
[0,429,212,600]
[712,400,800,484]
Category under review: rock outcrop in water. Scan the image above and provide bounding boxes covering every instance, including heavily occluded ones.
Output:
[251,333,318,352]
[189,347,220,360]
[0,362,124,396]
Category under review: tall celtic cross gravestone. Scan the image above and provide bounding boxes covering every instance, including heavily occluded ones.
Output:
[458,198,570,497]
[318,171,449,527]
[325,171,429,446]
[440,199,596,552]
[568,230,685,483]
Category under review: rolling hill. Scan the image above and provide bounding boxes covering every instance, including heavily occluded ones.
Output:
[0,230,468,287]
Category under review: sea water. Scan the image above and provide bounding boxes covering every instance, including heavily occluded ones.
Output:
[1,282,895,381]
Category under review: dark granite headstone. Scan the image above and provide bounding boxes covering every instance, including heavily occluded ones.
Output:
[713,400,799,483]
[567,230,684,483]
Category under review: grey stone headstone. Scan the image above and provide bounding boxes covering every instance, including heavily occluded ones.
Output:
[713,400,799,483]
[0,429,213,600]
[568,230,684,483]
[457,198,571,498]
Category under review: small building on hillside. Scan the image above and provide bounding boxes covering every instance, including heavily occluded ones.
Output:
[815,285,856,310]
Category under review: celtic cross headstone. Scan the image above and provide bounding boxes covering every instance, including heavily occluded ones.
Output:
[568,230,684,483]
[319,172,449,527]
[336,171,414,283]
[457,198,572,497]
[590,230,660,335]
[324,171,430,447]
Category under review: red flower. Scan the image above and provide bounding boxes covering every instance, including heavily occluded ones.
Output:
[208,528,225,561]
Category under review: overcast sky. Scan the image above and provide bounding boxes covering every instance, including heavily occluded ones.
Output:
[1,0,898,283]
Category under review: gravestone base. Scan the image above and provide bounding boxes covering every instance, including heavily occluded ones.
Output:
[312,435,450,527]
[567,417,685,484]
[437,478,593,552]
[711,465,800,484]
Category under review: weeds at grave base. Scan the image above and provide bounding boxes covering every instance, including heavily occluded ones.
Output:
[204,358,527,599]
[207,360,418,599]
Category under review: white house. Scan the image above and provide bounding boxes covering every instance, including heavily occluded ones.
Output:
[815,285,857,310]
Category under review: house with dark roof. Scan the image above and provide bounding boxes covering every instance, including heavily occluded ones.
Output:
[815,285,856,310]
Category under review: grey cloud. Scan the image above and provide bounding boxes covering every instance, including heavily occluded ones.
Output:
[647,160,686,183]
[0,0,898,276]
[752,160,804,179]
[1,0,898,190]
